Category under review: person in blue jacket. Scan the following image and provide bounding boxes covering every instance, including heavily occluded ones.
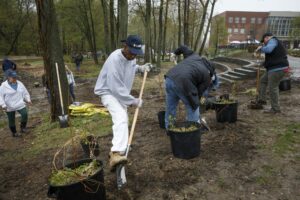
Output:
[254,32,289,113]
[164,45,215,129]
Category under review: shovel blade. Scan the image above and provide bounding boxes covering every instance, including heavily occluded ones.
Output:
[116,165,127,190]
[200,118,210,132]
[58,115,69,128]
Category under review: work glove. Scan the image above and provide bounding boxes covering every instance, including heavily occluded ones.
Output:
[255,45,262,53]
[138,63,153,73]
[132,98,143,108]
[1,105,7,112]
[170,53,177,64]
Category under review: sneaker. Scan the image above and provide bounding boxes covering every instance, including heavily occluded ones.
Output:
[109,152,127,172]
[20,128,27,133]
[263,108,281,114]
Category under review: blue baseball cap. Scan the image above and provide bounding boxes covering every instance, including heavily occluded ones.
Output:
[6,69,17,78]
[121,35,144,55]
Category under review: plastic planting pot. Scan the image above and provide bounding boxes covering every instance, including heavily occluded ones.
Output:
[214,100,238,123]
[157,111,166,129]
[167,121,201,159]
[279,78,291,91]
[47,159,106,200]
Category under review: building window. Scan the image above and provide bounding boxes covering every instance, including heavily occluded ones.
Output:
[228,17,233,23]
[235,17,240,23]
[251,17,256,24]
[234,28,239,33]
[240,28,245,34]
[257,18,262,24]
[228,28,232,33]
[241,17,246,24]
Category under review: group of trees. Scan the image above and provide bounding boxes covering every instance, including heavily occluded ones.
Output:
[1,0,219,120]
[1,0,218,61]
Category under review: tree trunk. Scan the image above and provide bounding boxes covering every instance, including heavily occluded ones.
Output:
[183,0,190,46]
[100,0,111,55]
[199,0,217,55]
[144,0,151,63]
[177,0,182,46]
[87,0,98,64]
[157,0,164,68]
[162,0,169,60]
[35,0,68,122]
[151,0,157,62]
[194,0,209,52]
[109,0,116,50]
[118,0,128,43]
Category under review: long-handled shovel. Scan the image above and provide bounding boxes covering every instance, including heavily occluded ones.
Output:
[248,57,263,109]
[55,63,69,128]
[116,71,148,190]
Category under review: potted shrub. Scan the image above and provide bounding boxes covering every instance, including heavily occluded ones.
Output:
[48,159,106,200]
[167,121,201,159]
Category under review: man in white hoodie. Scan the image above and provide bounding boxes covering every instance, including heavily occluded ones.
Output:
[0,70,32,137]
[94,35,152,171]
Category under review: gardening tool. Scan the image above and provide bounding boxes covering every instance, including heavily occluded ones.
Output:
[200,117,210,132]
[116,71,148,190]
[55,62,69,128]
[248,57,264,109]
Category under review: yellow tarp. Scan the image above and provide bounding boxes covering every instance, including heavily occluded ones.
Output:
[69,103,109,117]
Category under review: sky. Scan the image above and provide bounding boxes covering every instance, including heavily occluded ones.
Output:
[214,0,300,15]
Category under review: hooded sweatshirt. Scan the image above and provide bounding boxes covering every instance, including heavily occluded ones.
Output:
[0,80,31,112]
[94,49,138,106]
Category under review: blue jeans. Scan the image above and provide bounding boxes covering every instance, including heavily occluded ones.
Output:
[164,77,200,129]
[69,83,75,102]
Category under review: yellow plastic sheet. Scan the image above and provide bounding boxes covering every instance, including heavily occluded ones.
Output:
[69,103,109,117]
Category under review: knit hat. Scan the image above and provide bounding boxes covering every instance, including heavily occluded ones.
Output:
[260,32,273,43]
[173,45,194,58]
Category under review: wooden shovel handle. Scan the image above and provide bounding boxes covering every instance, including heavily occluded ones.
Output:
[128,71,148,146]
[55,63,65,114]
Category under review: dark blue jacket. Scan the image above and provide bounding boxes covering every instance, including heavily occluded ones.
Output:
[2,59,17,72]
[166,54,214,110]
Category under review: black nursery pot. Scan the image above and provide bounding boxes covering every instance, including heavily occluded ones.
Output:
[279,78,291,91]
[47,159,106,200]
[80,135,100,157]
[214,100,238,123]
[167,121,201,159]
[157,111,166,129]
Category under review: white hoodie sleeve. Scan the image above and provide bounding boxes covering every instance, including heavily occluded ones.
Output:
[20,82,31,103]
[0,85,6,108]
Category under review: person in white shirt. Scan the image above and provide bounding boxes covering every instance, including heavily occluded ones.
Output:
[65,65,76,103]
[94,35,152,171]
[0,70,32,137]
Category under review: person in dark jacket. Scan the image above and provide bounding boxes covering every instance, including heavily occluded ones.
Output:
[74,53,83,71]
[2,57,17,80]
[254,33,289,113]
[164,45,215,128]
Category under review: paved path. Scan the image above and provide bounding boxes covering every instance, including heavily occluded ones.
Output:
[288,55,300,80]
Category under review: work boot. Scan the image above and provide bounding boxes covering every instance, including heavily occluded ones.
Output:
[250,99,267,105]
[20,122,27,133]
[109,152,127,172]
[248,99,267,109]
[9,126,20,137]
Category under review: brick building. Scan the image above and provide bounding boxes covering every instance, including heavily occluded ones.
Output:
[211,11,300,46]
